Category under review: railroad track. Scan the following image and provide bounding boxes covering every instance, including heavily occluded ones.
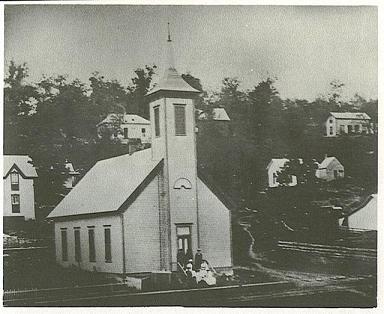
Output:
[4,278,375,307]
[277,241,377,260]
[4,281,293,306]
[224,285,376,307]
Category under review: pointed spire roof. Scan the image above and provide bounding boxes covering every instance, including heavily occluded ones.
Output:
[147,24,200,97]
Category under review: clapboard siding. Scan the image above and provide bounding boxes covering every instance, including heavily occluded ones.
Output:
[3,175,35,220]
[124,176,161,273]
[348,195,377,230]
[54,216,123,274]
[197,178,232,268]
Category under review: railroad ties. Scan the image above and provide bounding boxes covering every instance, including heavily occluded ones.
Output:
[3,281,293,306]
[277,241,377,261]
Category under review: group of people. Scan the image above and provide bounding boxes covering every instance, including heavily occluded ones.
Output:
[177,248,203,270]
[177,248,216,287]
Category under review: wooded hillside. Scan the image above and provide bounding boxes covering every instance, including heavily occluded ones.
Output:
[4,62,377,210]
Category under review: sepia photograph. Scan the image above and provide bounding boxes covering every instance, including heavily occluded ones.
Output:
[2,1,379,308]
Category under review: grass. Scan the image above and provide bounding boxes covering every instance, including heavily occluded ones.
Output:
[3,248,116,291]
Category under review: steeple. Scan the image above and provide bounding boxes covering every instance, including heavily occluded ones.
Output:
[147,24,201,271]
[146,24,200,98]
[166,22,175,70]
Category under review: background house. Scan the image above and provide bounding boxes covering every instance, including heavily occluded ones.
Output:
[197,107,231,137]
[63,160,80,190]
[3,155,38,223]
[197,107,230,122]
[266,158,297,188]
[324,112,372,137]
[315,156,344,181]
[97,113,151,144]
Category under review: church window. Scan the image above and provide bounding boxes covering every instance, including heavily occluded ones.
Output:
[61,229,68,262]
[74,228,81,262]
[174,105,186,136]
[88,227,96,262]
[123,128,128,139]
[142,128,146,134]
[104,227,112,263]
[174,178,192,189]
[154,106,160,137]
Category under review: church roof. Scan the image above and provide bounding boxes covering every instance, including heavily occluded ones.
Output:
[47,149,163,219]
[3,155,38,178]
[147,67,200,96]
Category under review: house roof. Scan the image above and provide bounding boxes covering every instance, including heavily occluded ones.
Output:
[122,114,150,125]
[330,112,371,120]
[64,161,80,175]
[97,113,120,126]
[47,149,163,219]
[147,67,200,96]
[318,156,342,169]
[266,158,289,170]
[3,155,38,178]
[198,108,231,121]
[97,114,150,127]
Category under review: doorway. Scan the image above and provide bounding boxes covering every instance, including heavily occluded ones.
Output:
[176,225,192,254]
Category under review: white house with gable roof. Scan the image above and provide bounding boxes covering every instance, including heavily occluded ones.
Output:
[315,156,344,181]
[48,32,233,277]
[97,113,151,144]
[3,155,38,221]
[266,158,297,188]
[324,112,372,137]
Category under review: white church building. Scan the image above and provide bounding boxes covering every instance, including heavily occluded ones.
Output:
[48,33,233,277]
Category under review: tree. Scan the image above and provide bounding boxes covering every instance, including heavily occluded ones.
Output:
[216,77,247,114]
[248,77,279,137]
[96,114,124,143]
[128,65,157,118]
[328,79,345,108]
[35,75,92,140]
[276,159,318,187]
[182,72,204,109]
[181,73,203,92]
[4,61,38,154]
[361,99,378,123]
[89,72,129,116]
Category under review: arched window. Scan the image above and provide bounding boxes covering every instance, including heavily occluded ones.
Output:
[173,178,192,189]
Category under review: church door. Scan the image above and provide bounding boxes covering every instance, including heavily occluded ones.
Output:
[176,225,192,254]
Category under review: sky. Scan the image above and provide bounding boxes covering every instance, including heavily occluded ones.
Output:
[4,4,378,100]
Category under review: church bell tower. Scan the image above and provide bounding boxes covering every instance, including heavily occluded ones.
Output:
[147,25,201,271]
